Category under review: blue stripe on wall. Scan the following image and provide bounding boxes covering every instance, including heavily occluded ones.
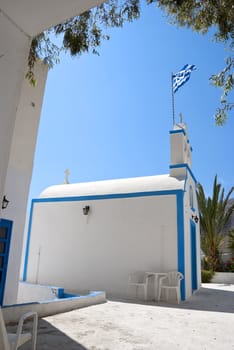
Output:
[169,129,186,136]
[176,191,185,301]
[0,219,13,305]
[23,203,35,281]
[31,189,180,204]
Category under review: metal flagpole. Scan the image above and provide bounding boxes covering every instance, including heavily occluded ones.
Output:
[171,72,175,126]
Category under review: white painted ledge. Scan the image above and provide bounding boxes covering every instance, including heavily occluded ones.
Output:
[212,272,234,284]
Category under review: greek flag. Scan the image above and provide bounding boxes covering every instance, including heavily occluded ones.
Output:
[173,64,196,93]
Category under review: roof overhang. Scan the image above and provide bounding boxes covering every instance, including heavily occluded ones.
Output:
[39,175,185,199]
[0,0,106,37]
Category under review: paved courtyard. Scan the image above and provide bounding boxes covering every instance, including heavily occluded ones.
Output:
[7,284,234,350]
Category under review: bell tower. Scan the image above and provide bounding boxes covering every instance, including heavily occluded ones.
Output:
[169,123,192,178]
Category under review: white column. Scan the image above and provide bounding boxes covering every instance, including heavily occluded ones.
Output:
[2,61,48,305]
[0,10,31,216]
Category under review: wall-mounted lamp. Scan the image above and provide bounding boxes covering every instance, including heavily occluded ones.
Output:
[2,195,10,209]
[192,214,199,223]
[83,205,90,215]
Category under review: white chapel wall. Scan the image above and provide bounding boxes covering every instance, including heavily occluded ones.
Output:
[170,124,192,175]
[26,194,178,299]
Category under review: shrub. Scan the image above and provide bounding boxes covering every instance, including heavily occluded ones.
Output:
[201,269,214,283]
[224,257,234,272]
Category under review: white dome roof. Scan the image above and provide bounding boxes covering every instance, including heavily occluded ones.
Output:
[39,174,184,198]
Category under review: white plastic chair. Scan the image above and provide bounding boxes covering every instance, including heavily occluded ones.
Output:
[158,271,184,304]
[127,272,152,301]
[0,307,38,350]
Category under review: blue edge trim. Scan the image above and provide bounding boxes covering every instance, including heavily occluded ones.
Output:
[23,185,193,301]
[2,291,103,309]
[0,219,13,306]
[169,128,186,136]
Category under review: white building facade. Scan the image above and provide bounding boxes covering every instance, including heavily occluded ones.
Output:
[23,124,201,301]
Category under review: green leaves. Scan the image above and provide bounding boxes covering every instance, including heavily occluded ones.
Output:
[210,56,234,125]
[26,31,60,85]
[197,175,234,271]
[27,0,140,83]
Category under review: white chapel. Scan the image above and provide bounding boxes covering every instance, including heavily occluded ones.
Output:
[23,123,201,301]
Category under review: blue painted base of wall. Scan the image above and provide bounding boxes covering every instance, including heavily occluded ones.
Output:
[3,290,106,324]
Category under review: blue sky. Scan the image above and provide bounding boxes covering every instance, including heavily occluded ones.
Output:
[28,3,234,205]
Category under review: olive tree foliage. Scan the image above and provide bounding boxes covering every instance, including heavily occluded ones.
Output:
[147,0,234,125]
[27,0,234,124]
[26,0,140,85]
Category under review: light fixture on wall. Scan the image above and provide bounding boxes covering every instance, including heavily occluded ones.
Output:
[83,205,90,215]
[2,195,10,209]
[192,214,199,223]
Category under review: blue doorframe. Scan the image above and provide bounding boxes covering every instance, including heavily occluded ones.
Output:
[190,220,197,292]
[0,219,13,305]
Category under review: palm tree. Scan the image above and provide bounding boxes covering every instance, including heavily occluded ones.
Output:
[197,176,234,271]
[228,229,234,254]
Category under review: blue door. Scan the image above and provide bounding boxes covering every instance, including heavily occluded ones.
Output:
[0,219,13,305]
[190,221,197,292]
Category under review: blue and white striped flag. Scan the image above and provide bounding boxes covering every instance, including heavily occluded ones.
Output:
[173,64,196,93]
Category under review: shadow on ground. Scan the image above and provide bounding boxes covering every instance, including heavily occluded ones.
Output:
[111,285,234,314]
[179,285,234,313]
[6,284,234,350]
[7,318,89,350]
